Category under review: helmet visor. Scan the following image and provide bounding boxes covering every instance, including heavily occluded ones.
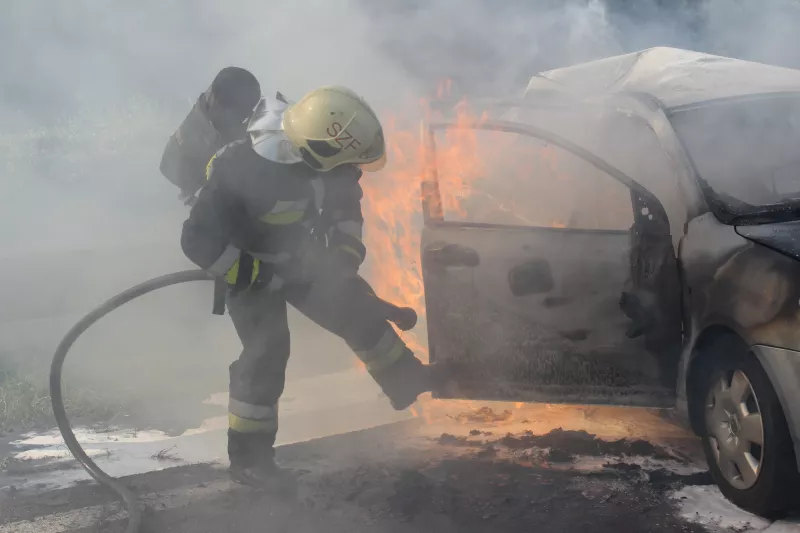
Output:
[299,147,323,170]
[307,139,342,158]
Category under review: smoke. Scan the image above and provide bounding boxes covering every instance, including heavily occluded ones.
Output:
[5,1,800,124]
[2,0,800,432]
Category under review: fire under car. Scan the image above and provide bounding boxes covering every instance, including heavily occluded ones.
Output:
[419,47,800,517]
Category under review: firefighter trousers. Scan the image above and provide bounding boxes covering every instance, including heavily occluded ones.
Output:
[225,272,422,467]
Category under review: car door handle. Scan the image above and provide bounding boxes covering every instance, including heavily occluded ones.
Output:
[424,243,480,267]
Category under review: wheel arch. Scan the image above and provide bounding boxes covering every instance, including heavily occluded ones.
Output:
[686,325,800,472]
[685,325,748,435]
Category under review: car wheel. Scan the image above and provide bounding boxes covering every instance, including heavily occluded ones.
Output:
[698,343,799,518]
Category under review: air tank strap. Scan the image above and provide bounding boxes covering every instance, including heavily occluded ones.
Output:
[212,276,227,315]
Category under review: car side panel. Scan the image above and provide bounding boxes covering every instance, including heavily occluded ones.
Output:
[423,223,676,407]
[678,212,800,466]
[681,213,800,352]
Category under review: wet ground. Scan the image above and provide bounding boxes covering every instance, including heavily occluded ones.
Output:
[1,386,799,533]
[0,425,705,533]
[0,368,409,493]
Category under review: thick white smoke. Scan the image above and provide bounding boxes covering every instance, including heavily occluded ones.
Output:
[2,0,800,431]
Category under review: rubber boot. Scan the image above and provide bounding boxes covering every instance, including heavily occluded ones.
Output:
[228,430,298,498]
[370,351,431,411]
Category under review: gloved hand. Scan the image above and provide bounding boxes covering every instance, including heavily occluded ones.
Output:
[224,254,261,291]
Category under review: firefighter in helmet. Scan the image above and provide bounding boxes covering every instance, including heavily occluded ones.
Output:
[180,86,430,493]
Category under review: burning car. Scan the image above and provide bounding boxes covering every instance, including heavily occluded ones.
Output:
[417,47,800,517]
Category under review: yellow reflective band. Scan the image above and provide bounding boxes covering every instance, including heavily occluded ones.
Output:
[337,244,364,260]
[364,338,406,373]
[224,258,260,285]
[259,199,309,225]
[259,210,305,225]
[228,398,277,420]
[228,413,277,433]
[205,154,217,181]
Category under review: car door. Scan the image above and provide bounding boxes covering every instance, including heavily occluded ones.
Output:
[421,120,682,408]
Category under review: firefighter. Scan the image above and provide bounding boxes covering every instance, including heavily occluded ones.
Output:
[160,66,262,203]
[180,86,430,492]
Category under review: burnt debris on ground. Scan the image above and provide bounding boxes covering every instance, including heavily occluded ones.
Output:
[438,427,680,464]
[0,420,716,533]
[305,456,711,533]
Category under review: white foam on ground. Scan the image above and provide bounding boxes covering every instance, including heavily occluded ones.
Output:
[671,485,772,532]
[13,428,172,447]
[0,368,410,493]
[13,448,108,461]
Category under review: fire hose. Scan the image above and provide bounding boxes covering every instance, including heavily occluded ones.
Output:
[49,269,417,533]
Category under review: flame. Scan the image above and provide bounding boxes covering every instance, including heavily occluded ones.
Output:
[360,82,631,368]
[361,99,540,360]
[410,397,525,427]
[361,87,487,362]
[354,83,647,430]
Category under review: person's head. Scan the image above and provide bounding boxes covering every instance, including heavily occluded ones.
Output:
[207,67,261,130]
[282,86,386,173]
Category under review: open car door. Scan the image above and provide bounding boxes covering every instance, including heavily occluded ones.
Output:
[421,120,682,407]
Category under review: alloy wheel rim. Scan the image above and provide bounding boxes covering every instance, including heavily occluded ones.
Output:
[705,369,764,490]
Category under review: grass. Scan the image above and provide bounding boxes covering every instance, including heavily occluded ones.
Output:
[0,366,119,434]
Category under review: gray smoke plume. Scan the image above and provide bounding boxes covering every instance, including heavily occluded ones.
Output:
[2,0,800,431]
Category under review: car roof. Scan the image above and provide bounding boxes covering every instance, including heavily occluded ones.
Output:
[524,47,800,109]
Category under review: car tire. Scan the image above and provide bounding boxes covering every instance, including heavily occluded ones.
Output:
[697,339,800,518]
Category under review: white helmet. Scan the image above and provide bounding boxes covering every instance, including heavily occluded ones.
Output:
[282,86,386,172]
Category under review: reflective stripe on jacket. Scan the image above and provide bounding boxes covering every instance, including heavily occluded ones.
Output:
[180,139,367,284]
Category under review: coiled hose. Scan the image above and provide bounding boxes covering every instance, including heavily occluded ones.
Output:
[49,269,215,533]
[49,268,417,533]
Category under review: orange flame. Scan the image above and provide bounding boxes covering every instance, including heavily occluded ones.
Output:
[361,93,534,361]
[361,82,631,368]
[361,95,488,361]
[355,83,641,428]
[362,90,508,361]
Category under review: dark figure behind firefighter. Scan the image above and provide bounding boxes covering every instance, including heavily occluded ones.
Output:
[160,67,262,204]
[173,83,430,493]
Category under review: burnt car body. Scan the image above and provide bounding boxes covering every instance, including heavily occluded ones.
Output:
[419,47,800,517]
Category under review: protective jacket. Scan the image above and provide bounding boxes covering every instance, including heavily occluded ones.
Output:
[180,134,425,452]
[180,138,367,290]
[178,97,428,480]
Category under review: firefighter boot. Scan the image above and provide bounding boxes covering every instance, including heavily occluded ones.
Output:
[371,351,431,411]
[228,430,298,497]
